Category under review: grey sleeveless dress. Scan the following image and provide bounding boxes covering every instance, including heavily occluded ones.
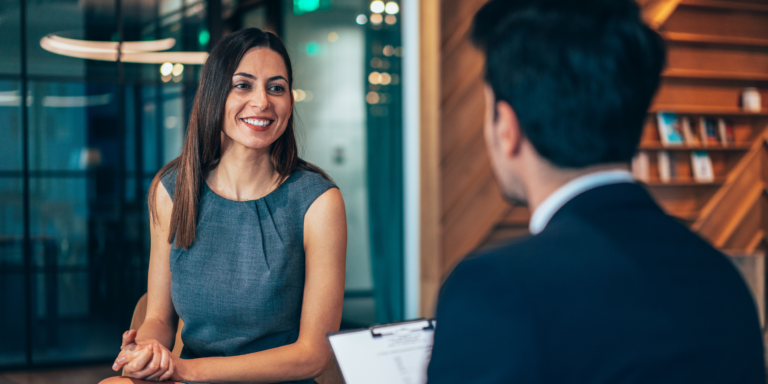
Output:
[161,168,336,384]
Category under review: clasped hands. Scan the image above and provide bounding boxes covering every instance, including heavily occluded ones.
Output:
[112,329,180,382]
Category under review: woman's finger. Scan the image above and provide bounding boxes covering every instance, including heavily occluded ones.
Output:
[130,344,163,379]
[145,346,170,381]
[125,346,154,377]
[120,329,137,349]
[113,344,137,371]
[158,358,174,382]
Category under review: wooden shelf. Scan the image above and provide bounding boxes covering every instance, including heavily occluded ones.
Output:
[662,68,768,82]
[644,179,725,187]
[679,0,768,13]
[639,144,751,151]
[662,32,768,48]
[670,211,700,221]
[649,106,768,116]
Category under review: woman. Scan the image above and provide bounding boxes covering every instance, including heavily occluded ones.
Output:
[101,28,346,384]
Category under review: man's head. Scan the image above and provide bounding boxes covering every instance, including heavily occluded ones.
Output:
[472,0,666,204]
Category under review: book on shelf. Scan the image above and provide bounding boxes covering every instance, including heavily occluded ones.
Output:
[680,116,700,146]
[656,113,685,146]
[698,117,720,146]
[657,151,674,183]
[717,118,735,146]
[632,152,650,182]
[691,151,715,183]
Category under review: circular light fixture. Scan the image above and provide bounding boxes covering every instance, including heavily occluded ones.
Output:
[40,34,208,64]
[385,15,397,24]
[370,13,383,24]
[385,2,399,14]
[370,1,385,13]
[160,62,173,76]
[356,14,368,24]
[328,32,339,42]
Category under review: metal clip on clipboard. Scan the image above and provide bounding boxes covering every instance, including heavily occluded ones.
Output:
[370,318,434,338]
[328,318,436,384]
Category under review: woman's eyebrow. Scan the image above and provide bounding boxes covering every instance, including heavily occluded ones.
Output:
[232,73,287,83]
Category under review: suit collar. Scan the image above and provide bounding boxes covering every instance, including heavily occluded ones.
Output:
[529,170,635,234]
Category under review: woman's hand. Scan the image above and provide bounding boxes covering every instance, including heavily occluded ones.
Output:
[113,330,178,381]
[125,343,177,381]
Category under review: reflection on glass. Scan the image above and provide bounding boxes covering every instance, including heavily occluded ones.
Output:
[0,178,24,266]
[28,81,119,171]
[0,80,22,170]
[162,85,185,166]
[32,272,122,363]
[0,0,21,75]
[26,0,117,78]
[0,177,24,367]
[0,273,26,367]
[30,178,90,267]
[142,87,160,173]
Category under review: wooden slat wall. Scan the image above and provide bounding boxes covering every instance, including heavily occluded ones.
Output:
[422,0,768,316]
[438,0,509,275]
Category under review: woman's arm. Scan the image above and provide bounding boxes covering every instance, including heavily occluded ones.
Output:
[177,187,347,383]
[136,181,179,348]
[113,182,179,377]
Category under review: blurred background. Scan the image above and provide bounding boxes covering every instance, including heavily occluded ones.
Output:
[0,0,406,369]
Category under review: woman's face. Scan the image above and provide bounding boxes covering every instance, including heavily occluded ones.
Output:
[222,47,293,151]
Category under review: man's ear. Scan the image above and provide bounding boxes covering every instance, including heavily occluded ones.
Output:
[495,99,523,159]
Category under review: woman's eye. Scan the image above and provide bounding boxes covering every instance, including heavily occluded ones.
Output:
[269,85,286,92]
[234,83,250,89]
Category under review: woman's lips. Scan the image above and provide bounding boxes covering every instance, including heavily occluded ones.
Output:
[241,118,274,131]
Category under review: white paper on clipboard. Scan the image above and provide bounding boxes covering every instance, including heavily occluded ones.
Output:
[327,319,436,384]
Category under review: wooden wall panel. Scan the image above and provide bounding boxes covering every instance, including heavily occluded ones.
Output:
[664,6,768,38]
[667,45,768,74]
[420,0,444,318]
[423,0,768,315]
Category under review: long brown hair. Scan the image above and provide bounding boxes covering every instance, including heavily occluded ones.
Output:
[149,28,329,250]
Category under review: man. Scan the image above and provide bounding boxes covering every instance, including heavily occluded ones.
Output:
[426,0,766,383]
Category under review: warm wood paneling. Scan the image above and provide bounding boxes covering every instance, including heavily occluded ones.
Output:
[420,0,443,317]
[422,0,768,312]
[436,0,509,280]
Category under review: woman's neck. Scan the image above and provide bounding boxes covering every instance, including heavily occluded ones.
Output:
[206,138,279,201]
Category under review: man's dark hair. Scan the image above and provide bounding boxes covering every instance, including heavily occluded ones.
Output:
[472,0,666,168]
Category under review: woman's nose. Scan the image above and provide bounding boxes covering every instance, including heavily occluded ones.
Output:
[250,87,270,110]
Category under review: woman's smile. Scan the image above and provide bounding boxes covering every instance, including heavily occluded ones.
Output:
[241,116,274,131]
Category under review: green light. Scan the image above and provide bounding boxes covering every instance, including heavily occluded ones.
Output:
[293,0,330,15]
[199,30,210,47]
[294,0,319,14]
[305,42,321,56]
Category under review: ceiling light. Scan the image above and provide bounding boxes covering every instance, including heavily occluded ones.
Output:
[370,1,385,13]
[385,2,399,14]
[40,34,208,64]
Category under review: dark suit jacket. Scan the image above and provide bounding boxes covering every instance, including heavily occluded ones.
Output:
[427,183,765,383]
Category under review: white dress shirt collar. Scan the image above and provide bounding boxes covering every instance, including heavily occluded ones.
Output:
[528,170,634,235]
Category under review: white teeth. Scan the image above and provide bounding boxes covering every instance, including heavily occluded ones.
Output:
[243,118,272,127]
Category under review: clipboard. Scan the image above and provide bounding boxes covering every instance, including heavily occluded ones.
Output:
[327,319,436,384]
